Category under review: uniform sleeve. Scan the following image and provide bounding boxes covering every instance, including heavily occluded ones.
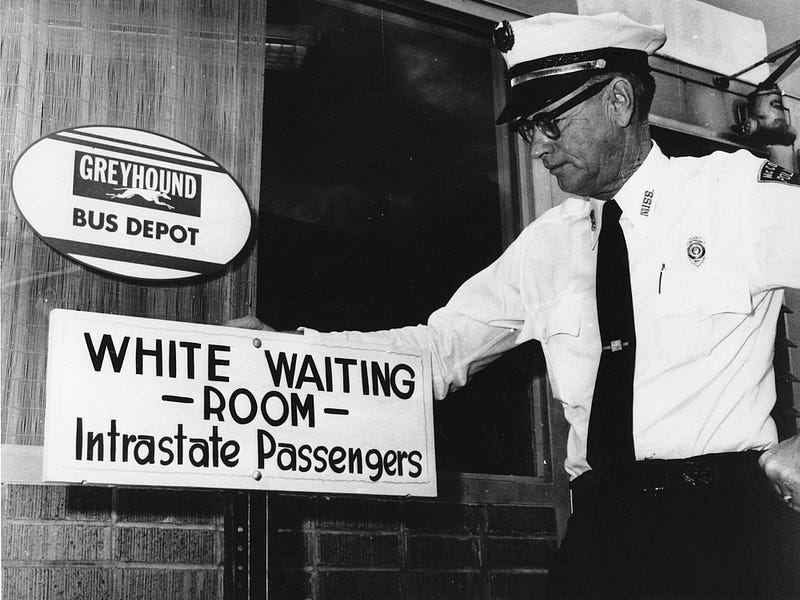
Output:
[303,229,534,400]
[739,155,800,291]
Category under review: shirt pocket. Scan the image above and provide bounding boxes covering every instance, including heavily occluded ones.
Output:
[520,292,583,343]
[652,269,752,362]
[520,292,586,403]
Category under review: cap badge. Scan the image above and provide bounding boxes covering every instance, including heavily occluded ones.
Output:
[686,236,706,266]
[492,20,514,53]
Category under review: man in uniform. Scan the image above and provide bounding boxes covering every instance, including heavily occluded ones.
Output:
[231,12,800,598]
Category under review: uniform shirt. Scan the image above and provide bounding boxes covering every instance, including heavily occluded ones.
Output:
[308,142,800,479]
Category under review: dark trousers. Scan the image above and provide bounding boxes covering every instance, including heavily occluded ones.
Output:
[546,452,800,599]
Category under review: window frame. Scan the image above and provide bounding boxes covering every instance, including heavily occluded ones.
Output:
[259,0,570,516]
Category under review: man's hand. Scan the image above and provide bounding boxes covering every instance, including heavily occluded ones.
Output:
[759,434,800,511]
[224,315,275,331]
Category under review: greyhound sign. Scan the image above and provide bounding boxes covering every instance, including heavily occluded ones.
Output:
[11,126,252,280]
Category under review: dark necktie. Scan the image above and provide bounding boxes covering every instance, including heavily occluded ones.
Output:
[586,199,636,470]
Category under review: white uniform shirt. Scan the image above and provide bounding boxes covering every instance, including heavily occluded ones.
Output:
[310,143,800,479]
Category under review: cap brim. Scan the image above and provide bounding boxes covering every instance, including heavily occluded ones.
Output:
[495,72,592,124]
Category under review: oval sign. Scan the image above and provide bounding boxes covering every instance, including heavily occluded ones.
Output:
[11,126,252,280]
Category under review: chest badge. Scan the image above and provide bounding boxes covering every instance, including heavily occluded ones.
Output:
[686,236,706,266]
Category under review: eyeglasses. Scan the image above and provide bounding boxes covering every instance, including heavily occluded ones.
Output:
[511,78,613,143]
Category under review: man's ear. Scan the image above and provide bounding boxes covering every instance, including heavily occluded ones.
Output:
[607,77,636,127]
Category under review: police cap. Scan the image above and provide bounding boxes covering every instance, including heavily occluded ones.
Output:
[494,12,666,124]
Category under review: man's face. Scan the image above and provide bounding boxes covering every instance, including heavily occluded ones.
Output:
[528,85,624,199]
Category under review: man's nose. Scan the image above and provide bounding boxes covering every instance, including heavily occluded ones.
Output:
[528,127,553,159]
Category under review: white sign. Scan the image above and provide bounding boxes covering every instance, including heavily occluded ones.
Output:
[44,310,437,497]
[12,126,252,280]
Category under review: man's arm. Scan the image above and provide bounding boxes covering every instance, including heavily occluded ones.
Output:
[225,226,535,400]
[754,114,800,511]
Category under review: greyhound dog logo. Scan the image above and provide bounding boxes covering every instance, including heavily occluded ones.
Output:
[107,187,174,210]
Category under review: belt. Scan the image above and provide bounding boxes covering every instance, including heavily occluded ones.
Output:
[571,450,764,504]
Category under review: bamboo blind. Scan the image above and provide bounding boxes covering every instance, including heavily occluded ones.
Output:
[0,0,266,445]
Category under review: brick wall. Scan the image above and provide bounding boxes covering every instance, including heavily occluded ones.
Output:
[268,493,559,600]
[2,484,561,599]
[2,484,226,599]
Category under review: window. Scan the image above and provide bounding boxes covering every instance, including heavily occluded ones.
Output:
[258,0,550,478]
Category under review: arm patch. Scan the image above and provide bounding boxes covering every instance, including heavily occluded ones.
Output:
[758,161,800,187]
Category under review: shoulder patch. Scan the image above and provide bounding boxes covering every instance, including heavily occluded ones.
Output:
[758,161,800,187]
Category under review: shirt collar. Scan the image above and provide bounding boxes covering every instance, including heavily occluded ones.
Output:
[589,141,668,248]
[588,197,603,249]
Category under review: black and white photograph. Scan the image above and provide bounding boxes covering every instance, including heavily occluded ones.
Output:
[2,0,799,598]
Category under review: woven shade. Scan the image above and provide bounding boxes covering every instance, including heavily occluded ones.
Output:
[0,0,266,445]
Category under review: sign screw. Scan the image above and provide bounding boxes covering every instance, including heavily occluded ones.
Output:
[252,338,262,348]
[252,470,262,480]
